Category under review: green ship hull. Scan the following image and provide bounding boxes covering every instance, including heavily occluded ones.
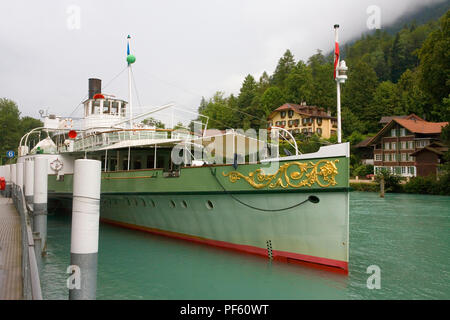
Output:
[47,151,350,272]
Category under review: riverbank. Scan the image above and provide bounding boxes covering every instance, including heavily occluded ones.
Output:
[350,175,450,196]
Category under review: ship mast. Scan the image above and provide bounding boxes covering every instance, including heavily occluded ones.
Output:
[126,35,136,129]
[334,25,347,144]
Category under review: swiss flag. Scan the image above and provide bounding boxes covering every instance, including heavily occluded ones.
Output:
[334,41,339,79]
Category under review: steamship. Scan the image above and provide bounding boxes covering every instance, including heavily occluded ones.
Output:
[11,41,350,272]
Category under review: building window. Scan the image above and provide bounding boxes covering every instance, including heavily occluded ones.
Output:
[391,129,396,137]
[294,119,300,127]
[288,110,294,118]
[391,142,396,150]
[408,166,415,175]
[401,153,406,161]
[408,141,414,149]
[384,142,390,150]
[375,154,382,161]
[302,118,312,125]
[391,153,396,161]
[416,140,428,148]
[384,154,390,161]
[401,166,406,174]
[280,111,286,118]
[317,118,322,126]
[401,141,406,149]
[400,128,406,136]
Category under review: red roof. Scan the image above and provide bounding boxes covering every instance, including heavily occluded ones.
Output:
[366,118,448,146]
[379,114,424,124]
[268,103,335,120]
[393,119,448,134]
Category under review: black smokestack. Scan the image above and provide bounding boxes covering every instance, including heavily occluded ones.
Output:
[88,78,102,99]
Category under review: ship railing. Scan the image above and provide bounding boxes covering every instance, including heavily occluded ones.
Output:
[68,129,194,152]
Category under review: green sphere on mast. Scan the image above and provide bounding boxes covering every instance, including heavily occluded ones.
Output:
[127,54,136,64]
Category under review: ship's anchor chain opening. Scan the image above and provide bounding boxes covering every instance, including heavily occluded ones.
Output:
[210,167,320,212]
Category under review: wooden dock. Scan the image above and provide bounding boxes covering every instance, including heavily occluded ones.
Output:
[0,197,22,300]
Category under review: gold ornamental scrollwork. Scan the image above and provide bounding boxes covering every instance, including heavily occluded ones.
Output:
[222,159,339,189]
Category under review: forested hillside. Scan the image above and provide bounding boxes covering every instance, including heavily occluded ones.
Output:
[196,9,450,138]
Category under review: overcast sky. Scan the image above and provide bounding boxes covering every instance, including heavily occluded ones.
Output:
[0,0,444,125]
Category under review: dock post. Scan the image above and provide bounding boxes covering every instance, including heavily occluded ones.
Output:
[16,162,24,194]
[24,159,34,205]
[11,164,16,197]
[33,156,48,254]
[69,159,101,300]
[3,165,11,197]
[380,176,385,198]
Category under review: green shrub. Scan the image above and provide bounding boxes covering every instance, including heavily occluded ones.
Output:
[350,182,379,192]
[353,164,374,178]
[404,174,450,195]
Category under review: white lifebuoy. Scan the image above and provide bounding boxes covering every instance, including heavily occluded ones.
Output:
[50,159,64,172]
[64,118,73,129]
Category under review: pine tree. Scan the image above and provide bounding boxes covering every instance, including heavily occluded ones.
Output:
[341,61,379,130]
[271,49,296,88]
[417,10,450,111]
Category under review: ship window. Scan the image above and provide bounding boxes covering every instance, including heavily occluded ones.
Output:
[103,101,110,114]
[109,158,117,171]
[206,200,214,210]
[170,200,176,208]
[148,199,155,208]
[147,155,155,169]
[111,101,119,115]
[157,156,165,169]
[133,157,142,170]
[181,200,188,208]
[93,100,101,114]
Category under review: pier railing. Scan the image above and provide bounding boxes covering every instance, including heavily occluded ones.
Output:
[12,186,43,300]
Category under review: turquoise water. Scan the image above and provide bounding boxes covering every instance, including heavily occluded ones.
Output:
[40,192,450,299]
